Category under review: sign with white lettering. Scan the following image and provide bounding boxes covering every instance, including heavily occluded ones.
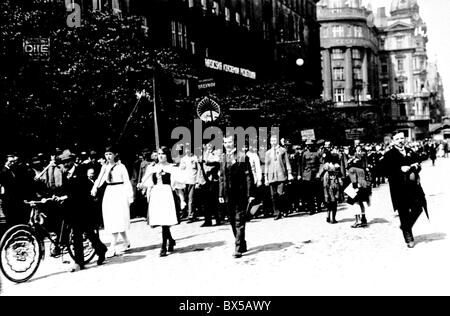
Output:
[23,38,50,61]
[204,58,256,80]
[345,128,364,140]
[301,129,316,141]
[205,58,222,71]
[197,79,216,90]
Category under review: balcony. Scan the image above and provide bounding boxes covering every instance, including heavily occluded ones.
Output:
[317,7,368,22]
[409,114,430,121]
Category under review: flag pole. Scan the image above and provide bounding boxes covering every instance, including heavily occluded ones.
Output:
[152,68,160,150]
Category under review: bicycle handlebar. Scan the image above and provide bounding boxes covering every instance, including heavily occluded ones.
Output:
[24,196,68,205]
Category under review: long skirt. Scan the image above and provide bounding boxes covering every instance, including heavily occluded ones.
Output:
[102,184,131,234]
[147,184,179,227]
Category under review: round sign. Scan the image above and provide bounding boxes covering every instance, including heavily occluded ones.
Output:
[197,97,221,122]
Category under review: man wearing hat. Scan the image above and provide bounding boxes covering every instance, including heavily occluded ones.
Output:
[383,132,429,248]
[300,140,322,215]
[57,150,107,271]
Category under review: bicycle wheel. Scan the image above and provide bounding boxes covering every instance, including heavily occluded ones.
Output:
[67,228,96,265]
[0,225,42,283]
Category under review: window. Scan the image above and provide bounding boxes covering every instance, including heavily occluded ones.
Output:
[171,21,188,49]
[225,7,231,21]
[353,67,362,80]
[188,0,194,8]
[354,26,363,38]
[381,64,388,74]
[332,26,344,37]
[382,83,389,96]
[398,82,405,94]
[397,58,404,72]
[354,88,363,102]
[171,21,177,47]
[352,49,361,60]
[331,49,344,60]
[112,0,121,16]
[396,36,404,49]
[92,0,102,11]
[334,88,345,103]
[263,21,270,40]
[236,12,241,25]
[333,67,345,81]
[400,103,407,116]
[212,1,219,15]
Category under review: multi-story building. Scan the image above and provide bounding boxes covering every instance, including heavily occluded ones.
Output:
[375,0,430,140]
[317,0,380,114]
[427,62,446,123]
[74,0,322,98]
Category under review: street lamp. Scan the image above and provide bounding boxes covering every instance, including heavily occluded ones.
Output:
[296,58,304,67]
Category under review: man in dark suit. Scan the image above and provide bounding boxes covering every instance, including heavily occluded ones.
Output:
[219,136,255,258]
[57,150,107,272]
[0,154,27,227]
[383,132,428,248]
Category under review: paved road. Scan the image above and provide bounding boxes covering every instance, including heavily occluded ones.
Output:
[1,158,450,296]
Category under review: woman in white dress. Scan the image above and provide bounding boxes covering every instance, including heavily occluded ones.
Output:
[91,146,133,256]
[141,146,179,257]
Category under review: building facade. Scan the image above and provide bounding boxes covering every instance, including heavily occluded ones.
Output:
[375,0,430,140]
[317,0,380,112]
[73,0,322,97]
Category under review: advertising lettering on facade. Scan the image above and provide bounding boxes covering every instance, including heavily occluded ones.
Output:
[23,38,51,61]
[205,58,256,80]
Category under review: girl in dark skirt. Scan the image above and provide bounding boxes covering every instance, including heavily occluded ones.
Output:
[346,146,372,228]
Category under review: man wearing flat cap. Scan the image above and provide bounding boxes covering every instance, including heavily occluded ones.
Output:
[383,132,429,248]
[58,150,107,271]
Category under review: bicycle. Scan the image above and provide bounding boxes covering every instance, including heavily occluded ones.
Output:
[0,197,97,283]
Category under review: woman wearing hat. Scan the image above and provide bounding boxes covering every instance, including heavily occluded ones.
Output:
[91,146,133,256]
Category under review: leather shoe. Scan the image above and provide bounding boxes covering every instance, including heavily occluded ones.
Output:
[407,241,415,249]
[274,215,283,221]
[160,249,168,257]
[97,250,106,266]
[201,222,213,227]
[233,252,243,258]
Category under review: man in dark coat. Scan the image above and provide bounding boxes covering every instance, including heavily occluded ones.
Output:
[219,136,255,258]
[300,141,322,214]
[57,150,107,271]
[383,132,428,248]
[0,154,28,226]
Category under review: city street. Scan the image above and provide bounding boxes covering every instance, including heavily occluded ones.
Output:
[1,158,450,296]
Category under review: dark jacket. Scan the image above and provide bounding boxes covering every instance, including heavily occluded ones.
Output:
[219,150,254,207]
[59,165,97,226]
[301,150,321,181]
[383,146,427,212]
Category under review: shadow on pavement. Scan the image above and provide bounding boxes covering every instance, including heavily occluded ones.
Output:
[415,233,447,245]
[173,241,226,254]
[246,242,294,256]
[24,270,69,284]
[368,218,390,225]
[105,255,146,266]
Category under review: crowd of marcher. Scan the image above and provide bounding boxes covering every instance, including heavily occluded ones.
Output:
[0,134,447,273]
